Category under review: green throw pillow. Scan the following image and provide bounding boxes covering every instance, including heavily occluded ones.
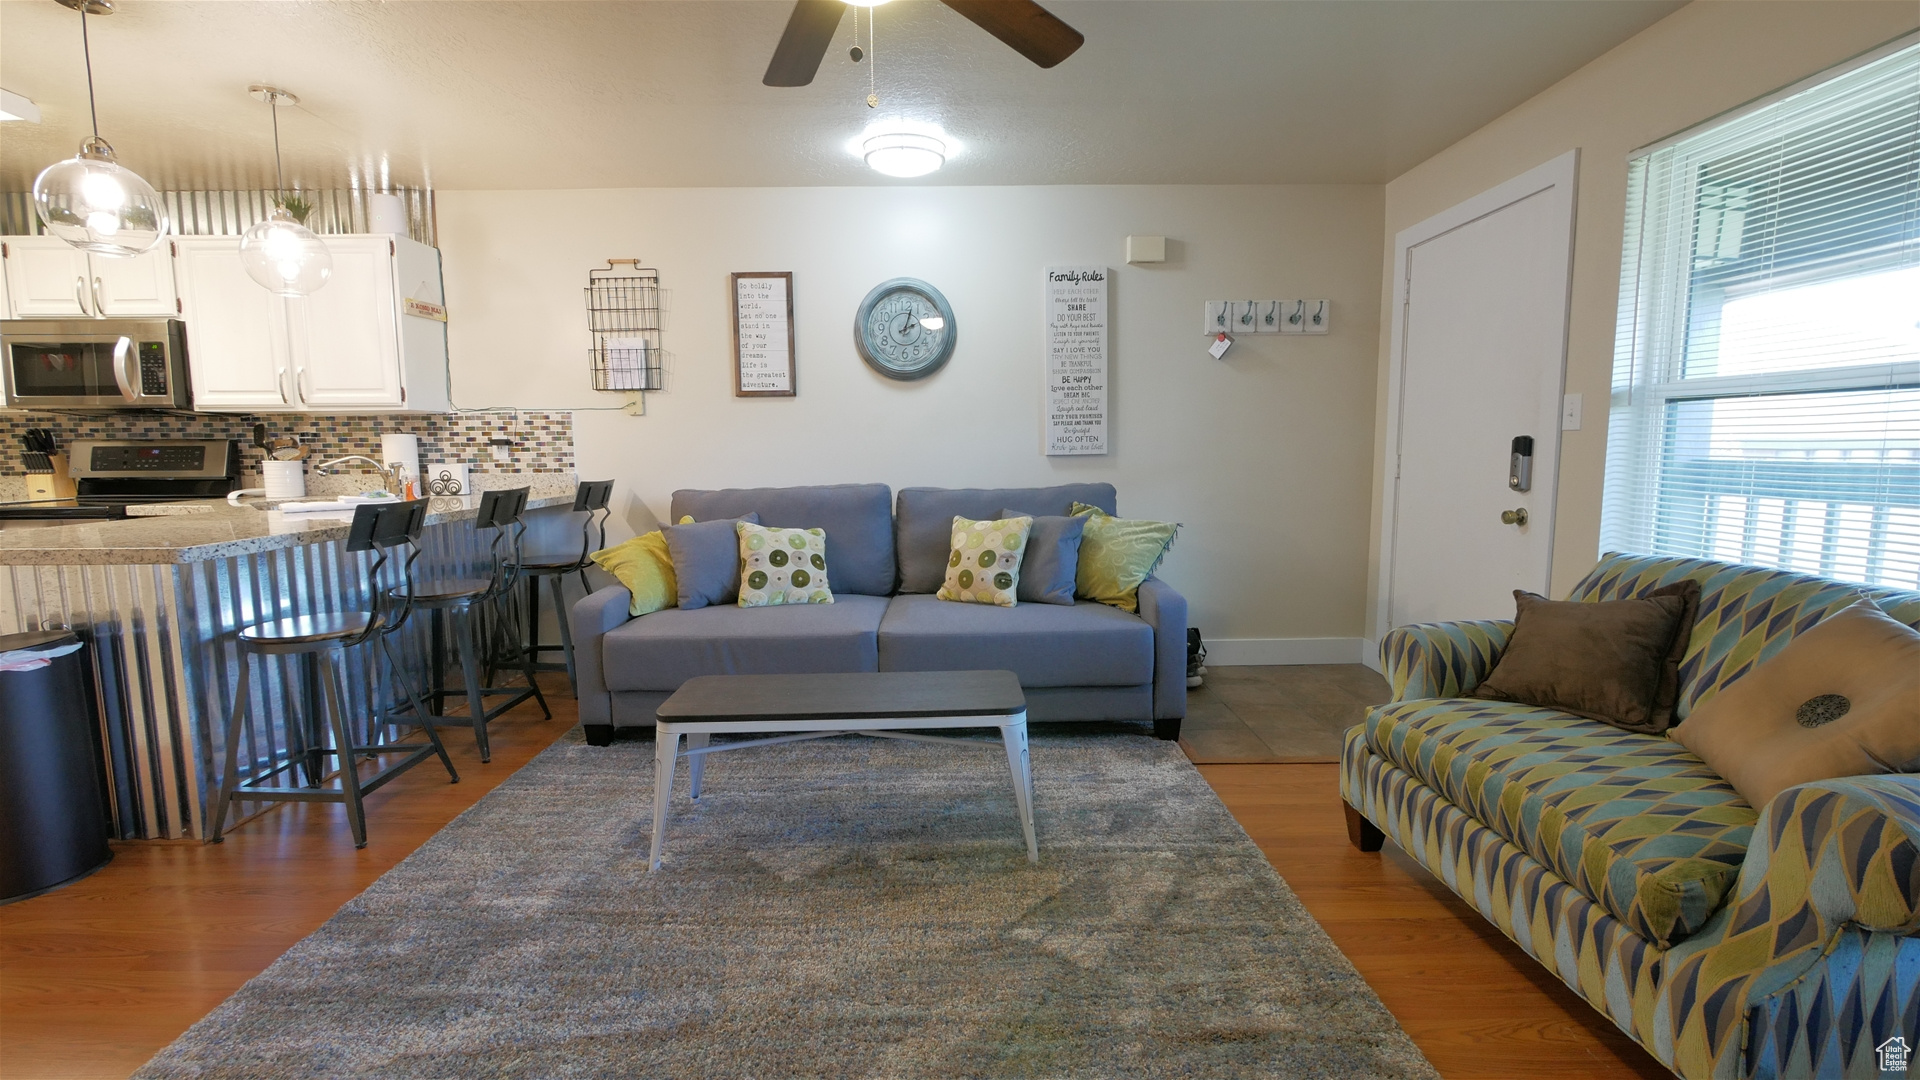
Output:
[1070,502,1177,614]
[737,522,833,607]
[937,515,1032,607]
[589,529,678,617]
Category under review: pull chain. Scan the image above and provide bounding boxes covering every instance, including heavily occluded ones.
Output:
[867,6,878,108]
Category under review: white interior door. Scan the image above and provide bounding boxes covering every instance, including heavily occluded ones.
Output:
[1380,151,1578,631]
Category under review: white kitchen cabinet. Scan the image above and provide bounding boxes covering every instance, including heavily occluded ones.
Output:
[173,237,292,410]
[171,234,449,413]
[1,235,177,318]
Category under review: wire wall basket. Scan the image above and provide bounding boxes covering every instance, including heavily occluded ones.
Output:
[586,260,664,392]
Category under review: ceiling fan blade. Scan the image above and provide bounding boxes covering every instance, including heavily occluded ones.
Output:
[938,0,1084,69]
[764,0,847,87]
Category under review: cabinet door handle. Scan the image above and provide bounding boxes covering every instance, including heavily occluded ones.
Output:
[277,367,290,404]
[74,276,92,317]
[91,276,106,317]
[297,369,311,403]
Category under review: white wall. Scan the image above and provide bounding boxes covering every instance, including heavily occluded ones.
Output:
[1367,1,1920,633]
[436,184,1384,656]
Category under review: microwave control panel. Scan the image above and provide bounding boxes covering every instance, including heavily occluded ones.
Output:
[139,342,168,396]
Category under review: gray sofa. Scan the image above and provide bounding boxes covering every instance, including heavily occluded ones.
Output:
[570,483,1188,744]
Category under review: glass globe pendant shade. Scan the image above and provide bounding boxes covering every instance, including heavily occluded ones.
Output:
[240,209,331,296]
[32,137,166,257]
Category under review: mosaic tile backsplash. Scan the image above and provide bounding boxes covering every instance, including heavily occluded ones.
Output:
[0,410,574,484]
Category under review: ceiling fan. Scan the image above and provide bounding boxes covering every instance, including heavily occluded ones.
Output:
[764,0,1084,87]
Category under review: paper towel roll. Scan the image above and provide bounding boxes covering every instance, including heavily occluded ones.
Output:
[380,433,420,496]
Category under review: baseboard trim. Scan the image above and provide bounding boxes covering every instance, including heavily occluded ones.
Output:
[1204,637,1368,666]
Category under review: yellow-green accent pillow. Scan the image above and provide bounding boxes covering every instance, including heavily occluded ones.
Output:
[590,530,678,617]
[1070,502,1178,614]
[737,522,833,607]
[937,515,1032,607]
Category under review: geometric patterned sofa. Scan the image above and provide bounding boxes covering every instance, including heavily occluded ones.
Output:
[1341,552,1920,1079]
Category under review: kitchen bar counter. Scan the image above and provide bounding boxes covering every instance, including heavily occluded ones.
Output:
[0,474,583,841]
[0,476,579,565]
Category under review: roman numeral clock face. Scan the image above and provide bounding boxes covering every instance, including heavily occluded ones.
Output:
[854,278,957,381]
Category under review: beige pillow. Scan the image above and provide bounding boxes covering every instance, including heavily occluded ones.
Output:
[1674,600,1920,808]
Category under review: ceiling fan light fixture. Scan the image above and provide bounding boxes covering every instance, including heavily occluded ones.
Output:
[863,131,947,178]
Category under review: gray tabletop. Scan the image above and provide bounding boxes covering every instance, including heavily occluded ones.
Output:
[657,670,1026,723]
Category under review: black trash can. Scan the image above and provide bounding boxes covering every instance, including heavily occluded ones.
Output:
[0,630,112,904]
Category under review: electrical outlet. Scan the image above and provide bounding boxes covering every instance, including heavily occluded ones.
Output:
[1203,301,1229,335]
[488,437,514,464]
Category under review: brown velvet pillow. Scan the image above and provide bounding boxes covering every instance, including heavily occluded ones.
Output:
[1673,600,1920,808]
[1472,580,1700,733]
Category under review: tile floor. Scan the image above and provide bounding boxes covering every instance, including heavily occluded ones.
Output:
[1179,664,1392,763]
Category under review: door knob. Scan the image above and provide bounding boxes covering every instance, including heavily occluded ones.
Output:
[1501,508,1529,526]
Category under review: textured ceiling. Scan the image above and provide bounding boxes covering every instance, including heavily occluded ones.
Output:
[0,0,1685,192]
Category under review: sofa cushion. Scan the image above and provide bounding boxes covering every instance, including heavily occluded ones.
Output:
[670,485,894,597]
[895,484,1117,594]
[999,509,1084,606]
[601,595,887,692]
[877,593,1151,687]
[1567,552,1920,721]
[1364,698,1756,948]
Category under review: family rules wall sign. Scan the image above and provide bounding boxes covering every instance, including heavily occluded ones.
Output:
[1045,266,1108,456]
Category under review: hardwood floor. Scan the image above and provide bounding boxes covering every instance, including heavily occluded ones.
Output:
[0,677,576,1080]
[1201,763,1673,1080]
[4,678,1668,1080]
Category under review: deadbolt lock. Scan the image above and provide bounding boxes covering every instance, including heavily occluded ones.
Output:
[1501,508,1529,526]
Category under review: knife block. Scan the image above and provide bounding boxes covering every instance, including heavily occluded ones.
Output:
[25,453,78,502]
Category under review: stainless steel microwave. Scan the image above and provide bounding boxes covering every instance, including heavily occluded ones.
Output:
[0,318,192,411]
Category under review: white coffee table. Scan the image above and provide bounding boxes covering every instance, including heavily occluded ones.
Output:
[647,669,1034,870]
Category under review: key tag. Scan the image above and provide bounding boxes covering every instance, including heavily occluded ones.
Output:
[1208,332,1233,360]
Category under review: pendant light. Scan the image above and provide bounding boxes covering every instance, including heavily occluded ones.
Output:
[31,0,166,257]
[238,85,331,296]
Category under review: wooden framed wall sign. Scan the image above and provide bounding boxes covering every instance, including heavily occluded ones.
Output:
[731,272,796,396]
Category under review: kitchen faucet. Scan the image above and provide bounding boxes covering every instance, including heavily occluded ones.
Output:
[316,455,404,497]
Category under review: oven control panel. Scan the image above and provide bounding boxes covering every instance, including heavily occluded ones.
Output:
[68,439,237,480]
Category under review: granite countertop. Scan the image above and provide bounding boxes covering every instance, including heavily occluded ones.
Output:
[0,475,580,565]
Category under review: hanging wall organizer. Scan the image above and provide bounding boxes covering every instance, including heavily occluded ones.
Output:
[586,259,663,413]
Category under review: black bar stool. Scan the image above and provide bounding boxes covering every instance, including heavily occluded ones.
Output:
[409,486,550,762]
[210,499,457,849]
[521,480,613,694]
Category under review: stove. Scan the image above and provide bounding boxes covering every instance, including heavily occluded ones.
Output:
[0,439,239,522]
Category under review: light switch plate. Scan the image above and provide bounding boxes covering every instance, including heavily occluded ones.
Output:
[1254,300,1282,333]
[1228,301,1258,335]
[1562,392,1583,430]
[1204,301,1229,335]
[1279,299,1306,334]
[1303,299,1330,334]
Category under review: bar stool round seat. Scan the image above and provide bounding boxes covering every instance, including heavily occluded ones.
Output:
[397,578,492,603]
[238,612,374,645]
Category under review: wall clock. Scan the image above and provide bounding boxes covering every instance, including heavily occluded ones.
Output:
[854,278,957,381]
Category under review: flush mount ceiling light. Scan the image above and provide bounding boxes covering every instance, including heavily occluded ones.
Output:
[238,85,331,296]
[31,0,166,258]
[863,130,946,178]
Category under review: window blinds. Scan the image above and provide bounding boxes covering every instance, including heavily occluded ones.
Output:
[1602,38,1920,589]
